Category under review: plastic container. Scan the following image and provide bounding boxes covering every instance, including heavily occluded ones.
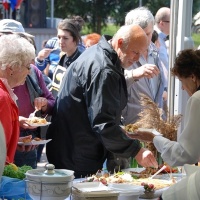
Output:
[25,164,74,200]
[108,183,144,200]
[72,182,119,200]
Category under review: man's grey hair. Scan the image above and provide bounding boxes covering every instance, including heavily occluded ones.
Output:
[125,7,154,29]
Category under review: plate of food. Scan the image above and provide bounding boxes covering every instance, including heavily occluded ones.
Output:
[120,124,139,135]
[120,124,162,136]
[18,138,52,146]
[122,168,163,179]
[26,117,51,127]
[138,128,162,136]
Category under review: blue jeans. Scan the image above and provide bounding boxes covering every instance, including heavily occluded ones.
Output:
[14,129,39,169]
[14,149,37,169]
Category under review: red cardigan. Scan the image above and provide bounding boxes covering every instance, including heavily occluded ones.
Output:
[0,80,19,163]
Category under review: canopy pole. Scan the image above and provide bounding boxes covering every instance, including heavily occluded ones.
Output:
[50,0,54,28]
[168,0,179,117]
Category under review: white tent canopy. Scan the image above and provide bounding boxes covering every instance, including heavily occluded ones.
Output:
[169,0,194,133]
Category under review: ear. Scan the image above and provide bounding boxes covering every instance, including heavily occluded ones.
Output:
[191,74,196,82]
[117,38,123,49]
[6,67,13,76]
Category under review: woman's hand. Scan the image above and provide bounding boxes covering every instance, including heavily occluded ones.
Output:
[17,135,38,152]
[19,116,36,129]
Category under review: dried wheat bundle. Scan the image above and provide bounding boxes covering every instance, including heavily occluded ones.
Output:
[135,94,182,157]
[136,94,163,130]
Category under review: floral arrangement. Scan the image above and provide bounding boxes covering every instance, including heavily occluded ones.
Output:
[141,182,155,192]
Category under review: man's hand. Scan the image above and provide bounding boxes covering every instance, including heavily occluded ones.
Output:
[34,97,48,111]
[126,130,155,142]
[162,91,168,101]
[135,147,158,168]
[132,64,160,79]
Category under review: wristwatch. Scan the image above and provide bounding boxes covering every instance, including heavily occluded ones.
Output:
[164,87,168,92]
[36,57,44,63]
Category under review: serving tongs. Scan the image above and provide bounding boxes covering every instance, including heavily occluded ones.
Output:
[149,165,167,179]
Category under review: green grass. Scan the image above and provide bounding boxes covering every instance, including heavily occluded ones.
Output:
[81,24,120,36]
[192,33,200,48]
[101,24,120,36]
[82,24,200,48]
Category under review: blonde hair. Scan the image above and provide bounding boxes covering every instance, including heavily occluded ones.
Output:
[0,34,35,70]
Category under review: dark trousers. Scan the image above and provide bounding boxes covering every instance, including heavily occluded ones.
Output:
[14,129,39,169]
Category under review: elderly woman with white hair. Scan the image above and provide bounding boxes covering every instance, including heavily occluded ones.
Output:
[0,34,35,164]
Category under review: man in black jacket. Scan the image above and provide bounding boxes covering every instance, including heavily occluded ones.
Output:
[46,24,158,178]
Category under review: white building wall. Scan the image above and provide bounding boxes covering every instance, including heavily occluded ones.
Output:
[24,28,57,54]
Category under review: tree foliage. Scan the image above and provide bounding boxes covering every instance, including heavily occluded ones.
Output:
[47,0,198,34]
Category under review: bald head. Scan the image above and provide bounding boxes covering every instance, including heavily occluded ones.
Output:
[112,24,147,49]
[155,7,170,35]
[112,24,148,68]
[155,7,170,24]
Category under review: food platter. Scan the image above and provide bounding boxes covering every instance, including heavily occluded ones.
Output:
[122,168,162,179]
[122,167,184,179]
[18,139,52,146]
[72,167,186,199]
[73,174,173,199]
[122,167,146,178]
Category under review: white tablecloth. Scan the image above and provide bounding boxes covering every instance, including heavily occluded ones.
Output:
[65,197,158,200]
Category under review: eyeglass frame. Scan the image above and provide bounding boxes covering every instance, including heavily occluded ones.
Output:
[26,63,34,70]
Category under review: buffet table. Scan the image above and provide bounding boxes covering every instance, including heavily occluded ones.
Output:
[65,196,158,200]
[63,178,163,200]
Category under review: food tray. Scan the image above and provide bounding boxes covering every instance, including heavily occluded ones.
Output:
[71,182,119,200]
[71,191,119,200]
